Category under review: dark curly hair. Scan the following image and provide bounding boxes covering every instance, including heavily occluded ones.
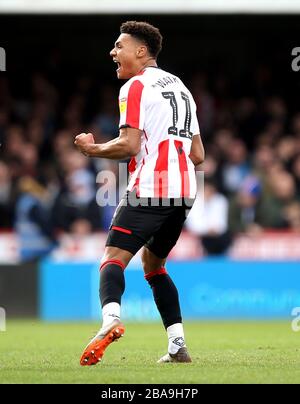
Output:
[120,21,163,59]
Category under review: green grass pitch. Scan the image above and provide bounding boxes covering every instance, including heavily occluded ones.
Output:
[0,320,300,384]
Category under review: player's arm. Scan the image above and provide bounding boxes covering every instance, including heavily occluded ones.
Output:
[74,127,142,159]
[189,134,205,166]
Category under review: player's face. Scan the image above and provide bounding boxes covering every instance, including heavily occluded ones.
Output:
[110,34,142,79]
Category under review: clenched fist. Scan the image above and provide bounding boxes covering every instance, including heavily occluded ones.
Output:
[74,133,95,156]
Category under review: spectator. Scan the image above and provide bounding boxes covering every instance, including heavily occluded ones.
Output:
[14,176,57,261]
[0,160,16,228]
[19,143,39,177]
[213,129,234,157]
[292,154,300,197]
[264,96,287,122]
[93,86,119,142]
[70,218,93,236]
[222,138,251,194]
[4,125,26,159]
[259,171,297,229]
[228,175,263,234]
[185,178,230,255]
[52,130,75,159]
[276,136,298,167]
[53,151,102,232]
[283,202,300,232]
[253,145,276,175]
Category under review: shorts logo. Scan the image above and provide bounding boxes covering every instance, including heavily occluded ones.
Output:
[119,97,127,114]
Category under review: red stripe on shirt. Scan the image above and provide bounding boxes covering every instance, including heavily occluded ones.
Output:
[126,80,144,129]
[132,158,145,197]
[154,139,169,198]
[174,140,190,197]
[130,131,149,196]
[128,157,137,174]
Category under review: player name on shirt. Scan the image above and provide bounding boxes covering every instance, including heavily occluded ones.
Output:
[151,75,180,89]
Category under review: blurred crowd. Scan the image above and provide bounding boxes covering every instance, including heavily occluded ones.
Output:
[1,66,300,258]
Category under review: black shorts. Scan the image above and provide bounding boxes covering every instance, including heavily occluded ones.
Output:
[106,191,194,259]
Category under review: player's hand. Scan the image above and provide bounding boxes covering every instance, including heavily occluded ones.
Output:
[74,133,95,156]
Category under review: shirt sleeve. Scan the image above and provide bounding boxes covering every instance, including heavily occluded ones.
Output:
[119,80,145,130]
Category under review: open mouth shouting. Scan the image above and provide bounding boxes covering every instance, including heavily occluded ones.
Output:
[113,59,121,73]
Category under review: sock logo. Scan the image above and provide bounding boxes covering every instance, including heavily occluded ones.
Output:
[172,337,185,347]
[108,314,120,319]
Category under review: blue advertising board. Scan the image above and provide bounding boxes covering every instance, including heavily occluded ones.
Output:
[40,258,300,321]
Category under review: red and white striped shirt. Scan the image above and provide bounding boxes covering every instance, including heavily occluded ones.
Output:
[118,67,200,198]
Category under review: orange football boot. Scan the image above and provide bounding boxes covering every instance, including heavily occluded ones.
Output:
[80,319,125,366]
